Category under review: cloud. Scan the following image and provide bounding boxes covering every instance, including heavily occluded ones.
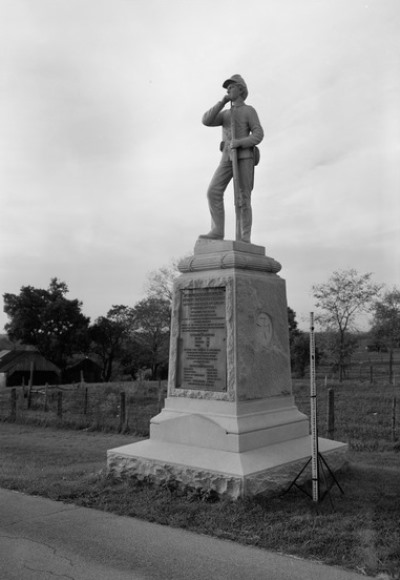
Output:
[1,0,400,333]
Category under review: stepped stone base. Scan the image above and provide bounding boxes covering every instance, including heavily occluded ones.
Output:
[107,436,348,498]
[107,239,348,498]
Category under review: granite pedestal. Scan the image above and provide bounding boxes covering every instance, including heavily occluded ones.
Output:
[107,240,347,498]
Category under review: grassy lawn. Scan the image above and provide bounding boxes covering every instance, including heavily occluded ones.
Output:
[1,421,399,579]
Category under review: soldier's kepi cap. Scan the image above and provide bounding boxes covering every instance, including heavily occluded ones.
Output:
[222,74,248,100]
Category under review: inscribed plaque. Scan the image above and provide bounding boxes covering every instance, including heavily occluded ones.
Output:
[176,287,227,391]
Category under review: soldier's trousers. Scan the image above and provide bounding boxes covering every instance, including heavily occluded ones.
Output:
[206,158,255,242]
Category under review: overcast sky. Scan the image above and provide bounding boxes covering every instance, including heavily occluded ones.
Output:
[1,0,399,332]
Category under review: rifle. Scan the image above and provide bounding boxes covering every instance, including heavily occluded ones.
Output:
[230,102,241,241]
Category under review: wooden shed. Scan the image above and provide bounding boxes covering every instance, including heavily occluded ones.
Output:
[0,350,61,387]
[63,357,103,384]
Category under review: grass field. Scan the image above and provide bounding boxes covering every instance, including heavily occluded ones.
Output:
[1,378,400,578]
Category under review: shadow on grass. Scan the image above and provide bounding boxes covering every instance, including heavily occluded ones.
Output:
[1,423,399,579]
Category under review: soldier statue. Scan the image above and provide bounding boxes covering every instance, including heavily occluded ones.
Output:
[200,74,264,243]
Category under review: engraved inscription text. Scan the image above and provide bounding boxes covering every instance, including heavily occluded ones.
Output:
[176,287,227,391]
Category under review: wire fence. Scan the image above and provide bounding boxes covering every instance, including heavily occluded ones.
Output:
[0,380,167,435]
[1,375,398,450]
[293,378,399,449]
[304,360,400,383]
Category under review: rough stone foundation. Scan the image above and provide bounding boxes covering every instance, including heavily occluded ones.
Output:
[107,437,348,499]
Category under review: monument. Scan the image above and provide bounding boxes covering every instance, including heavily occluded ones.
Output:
[107,76,347,497]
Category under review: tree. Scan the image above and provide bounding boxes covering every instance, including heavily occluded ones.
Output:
[320,331,358,379]
[144,257,188,304]
[89,305,134,381]
[290,334,309,378]
[131,297,171,379]
[287,307,307,377]
[370,287,400,384]
[3,278,90,369]
[312,269,381,381]
[287,307,321,377]
[288,306,301,346]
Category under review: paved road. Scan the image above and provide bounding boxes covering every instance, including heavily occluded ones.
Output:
[0,489,372,580]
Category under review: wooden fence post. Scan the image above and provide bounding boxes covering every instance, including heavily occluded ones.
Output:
[327,388,335,439]
[369,365,373,384]
[43,383,48,412]
[392,394,397,442]
[57,390,63,419]
[83,387,88,415]
[27,360,34,409]
[119,391,126,432]
[157,379,164,413]
[10,388,17,421]
[124,392,130,432]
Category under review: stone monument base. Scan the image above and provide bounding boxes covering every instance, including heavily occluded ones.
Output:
[107,392,347,498]
[107,239,348,498]
[107,435,347,499]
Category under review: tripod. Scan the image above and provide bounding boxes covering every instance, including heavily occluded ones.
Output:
[285,313,344,510]
[285,450,344,509]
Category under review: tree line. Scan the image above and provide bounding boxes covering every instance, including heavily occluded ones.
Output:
[3,277,171,381]
[3,267,400,383]
[312,270,400,383]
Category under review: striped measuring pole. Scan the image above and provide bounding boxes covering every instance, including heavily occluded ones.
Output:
[310,312,319,503]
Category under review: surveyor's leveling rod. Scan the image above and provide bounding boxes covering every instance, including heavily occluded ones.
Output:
[310,312,319,502]
[284,315,344,506]
[230,103,241,241]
